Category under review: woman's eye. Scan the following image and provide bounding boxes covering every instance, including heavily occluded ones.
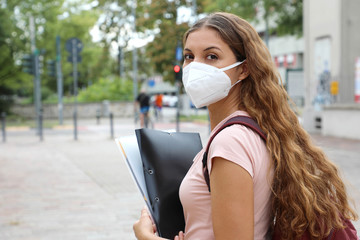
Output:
[206,54,218,60]
[184,54,193,60]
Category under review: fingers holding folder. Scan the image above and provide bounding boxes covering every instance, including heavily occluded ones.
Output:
[133,206,185,240]
[133,207,157,239]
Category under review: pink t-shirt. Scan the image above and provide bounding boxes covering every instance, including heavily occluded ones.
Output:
[179,111,273,240]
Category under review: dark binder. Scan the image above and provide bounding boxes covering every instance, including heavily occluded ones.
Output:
[135,128,202,239]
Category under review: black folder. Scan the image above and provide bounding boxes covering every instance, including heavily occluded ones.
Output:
[135,128,202,239]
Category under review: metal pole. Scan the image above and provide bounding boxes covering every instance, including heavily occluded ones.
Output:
[118,45,125,80]
[110,112,114,139]
[1,0,7,8]
[132,0,138,122]
[175,42,182,132]
[32,56,37,133]
[1,112,6,142]
[56,35,63,125]
[72,39,78,140]
[73,112,77,140]
[192,0,197,23]
[39,108,43,141]
[34,50,41,136]
[118,46,121,78]
[30,15,41,136]
[120,48,125,79]
[192,0,197,16]
[176,82,180,132]
[96,109,101,125]
[264,12,269,47]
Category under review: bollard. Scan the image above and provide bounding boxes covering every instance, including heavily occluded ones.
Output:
[73,111,78,140]
[39,108,43,141]
[1,112,6,142]
[96,109,101,125]
[315,116,322,129]
[110,112,114,139]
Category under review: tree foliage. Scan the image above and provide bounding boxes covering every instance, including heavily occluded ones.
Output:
[136,0,209,83]
[0,5,31,112]
[275,0,302,36]
[0,0,113,113]
[203,0,257,20]
[203,0,303,37]
[138,0,188,83]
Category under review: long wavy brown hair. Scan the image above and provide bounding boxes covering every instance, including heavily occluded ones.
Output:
[183,12,358,239]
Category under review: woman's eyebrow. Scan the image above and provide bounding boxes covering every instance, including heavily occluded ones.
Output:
[204,46,223,52]
[184,46,223,53]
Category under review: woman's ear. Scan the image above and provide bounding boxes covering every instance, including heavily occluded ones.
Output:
[238,61,249,81]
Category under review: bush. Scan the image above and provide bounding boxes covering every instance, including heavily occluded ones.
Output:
[77,77,133,102]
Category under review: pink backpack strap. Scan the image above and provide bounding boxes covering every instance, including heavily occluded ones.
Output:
[202,116,266,192]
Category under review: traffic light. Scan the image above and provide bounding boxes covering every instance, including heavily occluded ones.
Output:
[174,64,182,81]
[22,54,35,75]
[47,60,56,77]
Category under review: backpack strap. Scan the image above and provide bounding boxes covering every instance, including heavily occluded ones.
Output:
[202,116,267,192]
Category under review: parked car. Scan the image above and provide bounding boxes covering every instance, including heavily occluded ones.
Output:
[162,95,178,107]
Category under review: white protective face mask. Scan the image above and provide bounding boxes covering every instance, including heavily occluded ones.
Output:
[182,60,245,108]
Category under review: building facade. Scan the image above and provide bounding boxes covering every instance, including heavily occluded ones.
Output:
[303,0,360,139]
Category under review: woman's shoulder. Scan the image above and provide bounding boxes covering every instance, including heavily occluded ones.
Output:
[212,126,263,159]
[213,121,264,145]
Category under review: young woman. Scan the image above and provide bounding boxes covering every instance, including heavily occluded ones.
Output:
[133,12,358,240]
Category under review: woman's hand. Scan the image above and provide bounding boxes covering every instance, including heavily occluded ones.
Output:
[133,207,157,240]
[133,207,185,240]
[174,231,185,240]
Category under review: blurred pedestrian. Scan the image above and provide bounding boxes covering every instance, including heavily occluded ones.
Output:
[154,93,163,121]
[136,90,150,128]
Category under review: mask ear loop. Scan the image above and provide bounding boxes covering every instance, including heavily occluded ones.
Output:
[227,60,247,88]
[220,59,246,71]
[230,79,242,88]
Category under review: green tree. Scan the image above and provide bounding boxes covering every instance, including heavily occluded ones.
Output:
[203,0,258,20]
[137,0,207,83]
[1,0,133,113]
[94,0,210,85]
[95,0,152,80]
[0,6,32,113]
[55,10,101,95]
[3,0,107,99]
[204,0,303,37]
[274,0,302,36]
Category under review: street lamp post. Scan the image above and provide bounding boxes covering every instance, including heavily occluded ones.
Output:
[132,0,138,122]
[131,0,138,120]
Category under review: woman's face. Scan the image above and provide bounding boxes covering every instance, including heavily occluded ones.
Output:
[183,27,242,84]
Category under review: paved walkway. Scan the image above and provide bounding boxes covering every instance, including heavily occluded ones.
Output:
[0,113,359,239]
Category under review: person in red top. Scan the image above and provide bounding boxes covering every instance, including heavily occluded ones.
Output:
[154,94,163,120]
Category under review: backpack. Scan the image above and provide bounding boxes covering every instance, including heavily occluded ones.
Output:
[202,115,359,240]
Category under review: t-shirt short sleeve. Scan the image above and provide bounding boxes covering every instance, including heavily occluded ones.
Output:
[179,111,272,240]
[207,124,261,178]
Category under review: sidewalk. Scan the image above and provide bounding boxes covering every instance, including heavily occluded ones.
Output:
[0,114,359,239]
[0,115,211,240]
